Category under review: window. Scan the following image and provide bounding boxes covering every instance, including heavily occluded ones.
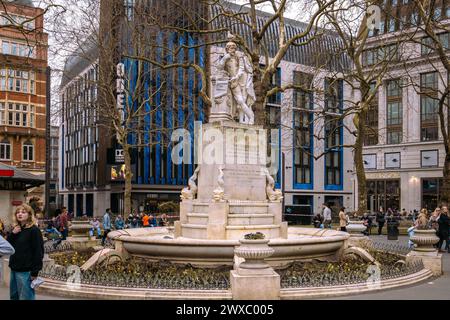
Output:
[0,139,11,160]
[0,68,35,93]
[325,79,343,188]
[0,103,35,127]
[124,0,135,20]
[293,71,313,187]
[0,13,35,30]
[420,72,439,141]
[0,39,35,58]
[23,140,33,161]
[367,180,401,212]
[422,179,443,210]
[386,79,403,144]
[362,45,398,67]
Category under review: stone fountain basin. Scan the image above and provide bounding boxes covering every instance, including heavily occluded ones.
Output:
[109,227,349,268]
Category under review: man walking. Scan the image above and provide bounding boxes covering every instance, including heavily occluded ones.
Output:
[59,207,69,240]
[102,209,112,246]
[323,203,333,229]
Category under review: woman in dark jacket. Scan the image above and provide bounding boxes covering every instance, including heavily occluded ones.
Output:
[376,207,386,235]
[7,204,44,300]
[437,207,450,253]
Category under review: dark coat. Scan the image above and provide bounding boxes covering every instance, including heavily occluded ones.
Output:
[438,214,450,237]
[8,225,44,277]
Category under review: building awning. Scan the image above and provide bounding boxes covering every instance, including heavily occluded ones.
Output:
[0,163,45,191]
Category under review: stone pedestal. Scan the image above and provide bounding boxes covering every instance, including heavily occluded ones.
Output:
[230,239,281,300]
[406,250,443,276]
[178,121,285,241]
[231,270,280,300]
[67,238,100,252]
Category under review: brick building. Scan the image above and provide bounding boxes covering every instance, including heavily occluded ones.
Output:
[0,0,48,187]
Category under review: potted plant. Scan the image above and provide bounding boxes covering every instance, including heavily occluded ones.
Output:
[234,233,275,270]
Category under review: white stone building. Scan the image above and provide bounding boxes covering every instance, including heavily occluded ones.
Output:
[360,3,450,213]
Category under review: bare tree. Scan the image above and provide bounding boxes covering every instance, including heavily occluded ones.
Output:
[315,0,415,214]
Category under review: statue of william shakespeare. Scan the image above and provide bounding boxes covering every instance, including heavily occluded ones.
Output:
[215,35,256,125]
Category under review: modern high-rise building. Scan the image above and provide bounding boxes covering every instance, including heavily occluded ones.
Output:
[59,1,355,220]
[360,0,450,212]
[0,0,49,202]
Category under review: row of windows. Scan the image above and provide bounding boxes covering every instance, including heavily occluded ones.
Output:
[362,44,399,67]
[1,38,35,58]
[0,139,34,161]
[0,68,36,94]
[0,102,35,127]
[365,72,440,146]
[369,3,450,37]
[0,13,35,30]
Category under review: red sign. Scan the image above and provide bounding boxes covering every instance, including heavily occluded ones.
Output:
[12,201,23,206]
[0,170,14,177]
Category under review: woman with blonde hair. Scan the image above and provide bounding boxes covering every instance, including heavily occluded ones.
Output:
[7,205,44,300]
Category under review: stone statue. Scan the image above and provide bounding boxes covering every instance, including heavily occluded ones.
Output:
[216,35,255,125]
[213,166,225,202]
[263,168,283,203]
[181,167,201,200]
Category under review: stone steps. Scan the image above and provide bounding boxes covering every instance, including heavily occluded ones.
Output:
[193,203,209,214]
[227,214,275,226]
[229,203,269,214]
[186,213,209,225]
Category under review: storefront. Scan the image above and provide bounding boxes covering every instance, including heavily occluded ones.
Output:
[0,163,45,223]
[422,178,443,210]
[367,179,401,212]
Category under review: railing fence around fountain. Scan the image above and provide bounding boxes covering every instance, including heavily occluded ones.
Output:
[280,259,424,289]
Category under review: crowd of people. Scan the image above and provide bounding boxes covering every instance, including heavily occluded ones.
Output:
[311,204,450,253]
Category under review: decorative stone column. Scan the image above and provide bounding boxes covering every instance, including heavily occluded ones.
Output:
[406,229,442,276]
[68,220,99,251]
[346,221,371,248]
[230,239,280,300]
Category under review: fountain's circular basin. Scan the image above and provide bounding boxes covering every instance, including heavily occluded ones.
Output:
[109,227,350,267]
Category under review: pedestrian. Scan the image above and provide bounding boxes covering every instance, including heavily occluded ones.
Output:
[0,218,5,237]
[322,203,332,229]
[142,213,150,228]
[312,213,323,229]
[115,215,125,230]
[138,212,144,228]
[437,206,450,253]
[44,221,62,249]
[429,208,440,232]
[89,218,101,238]
[102,209,112,246]
[339,207,348,232]
[159,213,169,227]
[7,205,44,300]
[0,234,14,256]
[363,213,373,236]
[376,207,386,236]
[149,214,157,227]
[59,208,69,240]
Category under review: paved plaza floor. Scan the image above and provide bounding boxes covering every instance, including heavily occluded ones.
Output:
[0,236,449,300]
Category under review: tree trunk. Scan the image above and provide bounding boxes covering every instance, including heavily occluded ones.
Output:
[441,152,450,206]
[123,145,133,216]
[252,66,266,126]
[354,111,368,216]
